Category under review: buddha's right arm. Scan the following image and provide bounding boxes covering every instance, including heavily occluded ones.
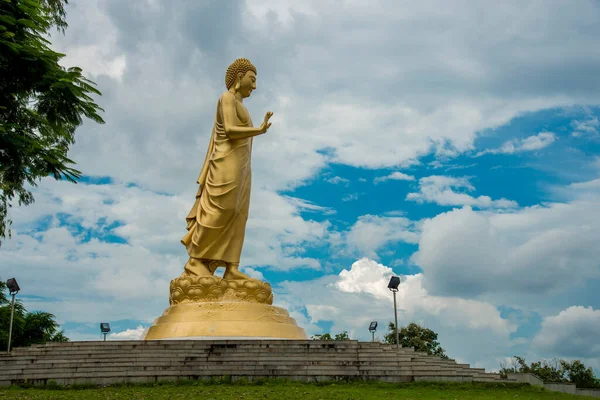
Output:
[221,93,265,140]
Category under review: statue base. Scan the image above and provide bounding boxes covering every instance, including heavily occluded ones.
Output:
[143,302,307,340]
[143,274,307,340]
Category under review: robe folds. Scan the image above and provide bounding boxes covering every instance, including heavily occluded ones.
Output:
[181,94,252,264]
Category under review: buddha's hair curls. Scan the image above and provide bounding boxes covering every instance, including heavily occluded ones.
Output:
[225,58,257,89]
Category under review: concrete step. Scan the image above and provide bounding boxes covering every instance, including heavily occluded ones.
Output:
[12,345,356,351]
[1,360,425,373]
[2,356,417,365]
[414,376,474,383]
[2,368,376,380]
[3,352,367,360]
[19,346,361,353]
[28,340,359,347]
[0,341,513,387]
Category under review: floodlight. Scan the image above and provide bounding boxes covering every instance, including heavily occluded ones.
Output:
[100,323,111,341]
[368,321,378,332]
[6,278,20,352]
[7,278,20,294]
[387,276,400,291]
[387,276,401,348]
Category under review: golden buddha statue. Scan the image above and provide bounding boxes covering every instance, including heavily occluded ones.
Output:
[181,58,272,281]
[143,58,306,340]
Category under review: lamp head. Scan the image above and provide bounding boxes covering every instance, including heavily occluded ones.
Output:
[388,276,401,291]
[7,278,20,295]
[100,323,111,333]
[369,321,378,332]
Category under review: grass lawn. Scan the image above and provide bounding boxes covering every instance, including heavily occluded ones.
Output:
[0,380,594,400]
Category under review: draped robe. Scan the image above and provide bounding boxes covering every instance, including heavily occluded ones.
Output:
[181,93,253,264]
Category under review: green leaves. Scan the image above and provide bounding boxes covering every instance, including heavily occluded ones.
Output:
[310,331,350,341]
[310,333,333,340]
[17,17,37,29]
[500,356,600,389]
[0,0,103,246]
[384,322,449,359]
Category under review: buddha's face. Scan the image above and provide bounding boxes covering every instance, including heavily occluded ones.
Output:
[237,70,257,98]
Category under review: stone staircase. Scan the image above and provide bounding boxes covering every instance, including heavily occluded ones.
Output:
[0,340,515,386]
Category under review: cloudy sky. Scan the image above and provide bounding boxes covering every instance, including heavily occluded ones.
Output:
[2,0,600,373]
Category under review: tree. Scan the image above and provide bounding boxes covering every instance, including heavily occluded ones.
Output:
[384,322,449,359]
[500,356,565,382]
[0,0,105,245]
[311,333,332,340]
[561,360,600,389]
[310,331,350,341]
[0,279,7,304]
[500,356,600,389]
[0,278,69,348]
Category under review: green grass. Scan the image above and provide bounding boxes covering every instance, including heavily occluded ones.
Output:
[0,380,594,399]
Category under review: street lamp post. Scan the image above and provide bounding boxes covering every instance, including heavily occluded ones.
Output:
[387,276,401,349]
[6,278,20,352]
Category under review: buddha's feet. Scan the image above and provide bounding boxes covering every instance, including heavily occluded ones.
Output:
[222,263,252,281]
[183,257,221,277]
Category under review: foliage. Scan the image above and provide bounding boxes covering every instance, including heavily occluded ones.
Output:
[0,279,7,304]
[500,356,565,382]
[39,0,69,33]
[310,333,332,340]
[310,331,350,341]
[334,330,349,340]
[561,359,600,389]
[0,277,69,349]
[500,356,600,389]
[0,0,104,245]
[383,322,449,359]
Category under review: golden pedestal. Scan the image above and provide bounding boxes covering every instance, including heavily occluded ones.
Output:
[144,274,307,340]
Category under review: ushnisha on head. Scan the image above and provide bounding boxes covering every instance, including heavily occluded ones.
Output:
[226,58,257,98]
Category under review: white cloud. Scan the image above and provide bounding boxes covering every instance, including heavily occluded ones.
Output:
[325,176,350,186]
[569,178,600,191]
[517,132,557,152]
[549,177,600,205]
[53,0,127,81]
[476,132,557,156]
[41,0,600,196]
[406,176,518,209]
[374,171,416,184]
[243,191,333,270]
[342,215,420,259]
[572,116,599,137]
[532,306,600,373]
[335,259,514,334]
[109,326,147,340]
[341,193,362,202]
[280,258,517,370]
[411,196,600,303]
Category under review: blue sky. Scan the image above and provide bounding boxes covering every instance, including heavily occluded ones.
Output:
[1,0,600,374]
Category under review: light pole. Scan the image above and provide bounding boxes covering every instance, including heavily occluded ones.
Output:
[388,276,401,349]
[100,323,111,341]
[368,321,378,342]
[6,278,20,352]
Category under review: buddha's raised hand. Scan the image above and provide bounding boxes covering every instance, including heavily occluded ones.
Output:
[260,111,273,134]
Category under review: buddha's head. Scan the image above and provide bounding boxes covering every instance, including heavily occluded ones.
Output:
[225,58,257,98]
